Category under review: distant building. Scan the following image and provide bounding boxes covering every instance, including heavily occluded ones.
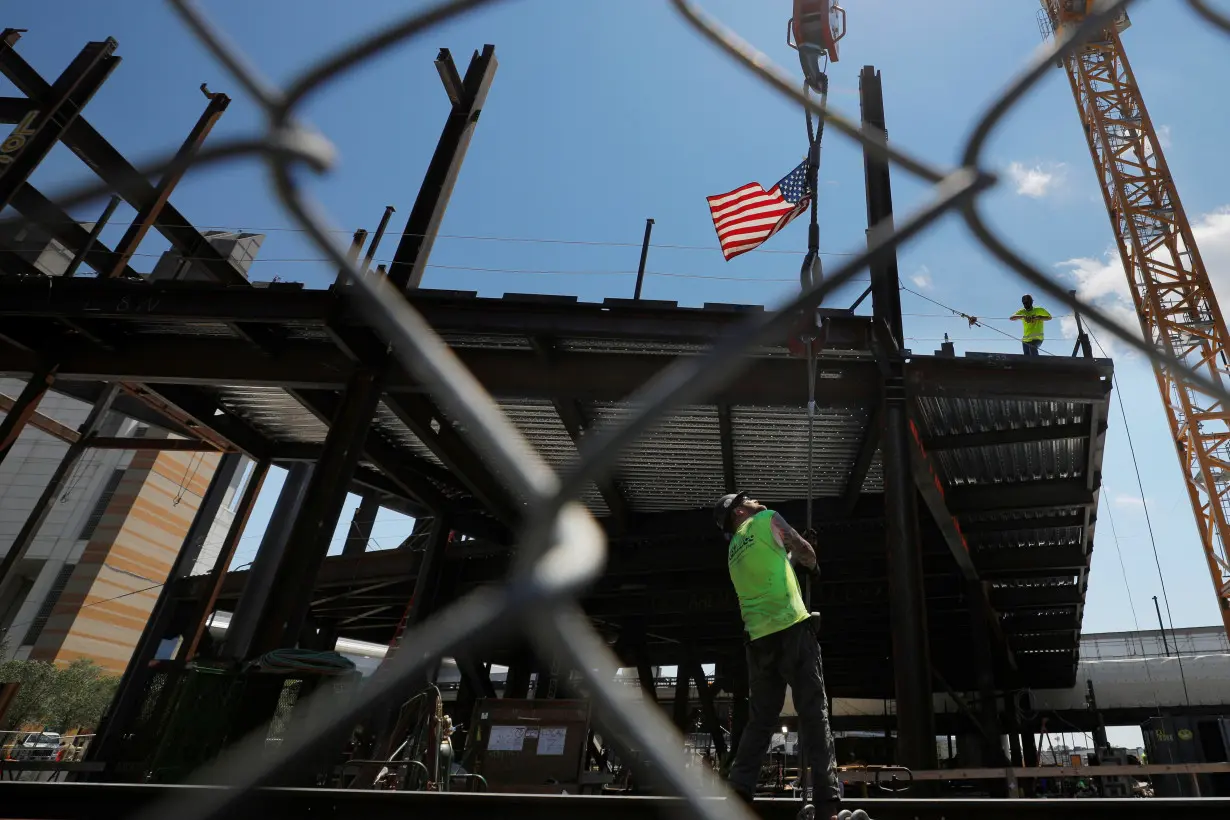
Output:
[0,386,256,673]
[0,227,266,673]
[148,231,264,282]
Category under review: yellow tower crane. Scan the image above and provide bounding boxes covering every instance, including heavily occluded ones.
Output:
[1039,0,1230,639]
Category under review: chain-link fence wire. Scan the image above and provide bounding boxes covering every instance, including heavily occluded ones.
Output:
[5,0,1229,817]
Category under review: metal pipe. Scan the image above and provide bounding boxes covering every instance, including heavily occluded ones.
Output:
[633,218,655,300]
[64,195,120,278]
[362,205,396,274]
[335,229,367,287]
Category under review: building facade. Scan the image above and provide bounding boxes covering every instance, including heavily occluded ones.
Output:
[0,227,264,674]
[0,384,254,673]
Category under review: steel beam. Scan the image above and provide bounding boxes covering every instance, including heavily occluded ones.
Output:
[863,63,936,772]
[0,364,57,465]
[248,368,385,655]
[991,585,1082,610]
[947,480,1095,515]
[343,494,380,556]
[908,418,978,580]
[4,782,1230,820]
[842,404,881,515]
[906,357,1113,403]
[922,424,1087,452]
[179,458,269,662]
[287,388,455,512]
[221,462,314,659]
[0,384,117,592]
[105,87,230,278]
[974,546,1087,576]
[9,185,140,279]
[87,453,243,768]
[0,42,248,285]
[383,394,520,525]
[386,46,498,291]
[0,95,33,122]
[85,436,225,452]
[0,34,119,209]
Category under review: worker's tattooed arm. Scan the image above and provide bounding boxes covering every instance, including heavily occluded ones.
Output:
[771,513,818,570]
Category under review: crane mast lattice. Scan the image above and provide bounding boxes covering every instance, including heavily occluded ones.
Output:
[1041,0,1230,639]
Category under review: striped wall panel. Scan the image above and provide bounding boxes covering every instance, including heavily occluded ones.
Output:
[31,448,221,673]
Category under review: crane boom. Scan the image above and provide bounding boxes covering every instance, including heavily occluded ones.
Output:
[1041,0,1230,640]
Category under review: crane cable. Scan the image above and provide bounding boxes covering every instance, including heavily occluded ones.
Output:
[799,56,829,811]
[802,60,830,560]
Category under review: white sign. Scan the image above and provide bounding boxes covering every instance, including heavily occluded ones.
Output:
[537,726,568,756]
[487,725,526,752]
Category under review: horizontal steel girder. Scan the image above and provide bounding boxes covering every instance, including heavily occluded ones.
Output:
[0,783,1225,820]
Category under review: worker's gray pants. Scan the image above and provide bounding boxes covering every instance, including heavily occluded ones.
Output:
[1022,340,1042,356]
[728,620,840,803]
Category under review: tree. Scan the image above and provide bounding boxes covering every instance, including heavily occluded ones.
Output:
[0,640,119,733]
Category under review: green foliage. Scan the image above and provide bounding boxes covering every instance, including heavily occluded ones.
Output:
[0,649,119,733]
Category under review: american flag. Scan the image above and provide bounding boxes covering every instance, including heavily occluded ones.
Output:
[707,160,812,261]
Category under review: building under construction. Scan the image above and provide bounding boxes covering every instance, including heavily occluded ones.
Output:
[0,19,1227,820]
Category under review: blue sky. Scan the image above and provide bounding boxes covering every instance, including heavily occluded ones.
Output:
[6,1,1230,638]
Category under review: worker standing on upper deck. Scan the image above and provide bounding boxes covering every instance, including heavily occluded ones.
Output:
[713,492,841,814]
[1011,294,1052,356]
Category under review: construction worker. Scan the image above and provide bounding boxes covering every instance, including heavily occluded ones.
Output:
[1011,294,1052,356]
[713,492,841,814]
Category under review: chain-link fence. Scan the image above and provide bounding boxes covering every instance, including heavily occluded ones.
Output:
[8,1,1230,818]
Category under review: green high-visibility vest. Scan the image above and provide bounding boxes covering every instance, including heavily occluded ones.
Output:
[1013,307,1052,342]
[727,509,810,641]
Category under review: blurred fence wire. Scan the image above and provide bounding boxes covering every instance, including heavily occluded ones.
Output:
[7,0,1230,819]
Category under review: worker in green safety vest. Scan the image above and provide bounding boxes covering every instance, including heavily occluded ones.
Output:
[1011,294,1052,356]
[713,491,841,814]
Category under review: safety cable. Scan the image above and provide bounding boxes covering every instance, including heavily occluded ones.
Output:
[899,284,1061,355]
[1087,326,1193,708]
[1098,484,1164,714]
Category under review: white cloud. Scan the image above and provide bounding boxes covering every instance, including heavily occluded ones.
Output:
[1053,205,1230,357]
[1007,161,1066,198]
[1114,494,1145,507]
[911,266,933,290]
[1054,253,1141,354]
[1157,124,1173,149]
[1193,206,1230,301]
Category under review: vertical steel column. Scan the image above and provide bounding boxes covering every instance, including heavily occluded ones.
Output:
[386,46,498,291]
[0,33,119,209]
[686,657,726,761]
[0,385,117,592]
[861,64,936,771]
[221,462,314,659]
[248,368,385,656]
[104,86,230,278]
[969,580,1004,769]
[0,364,56,468]
[178,457,270,662]
[672,662,692,730]
[343,494,380,556]
[87,453,243,769]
